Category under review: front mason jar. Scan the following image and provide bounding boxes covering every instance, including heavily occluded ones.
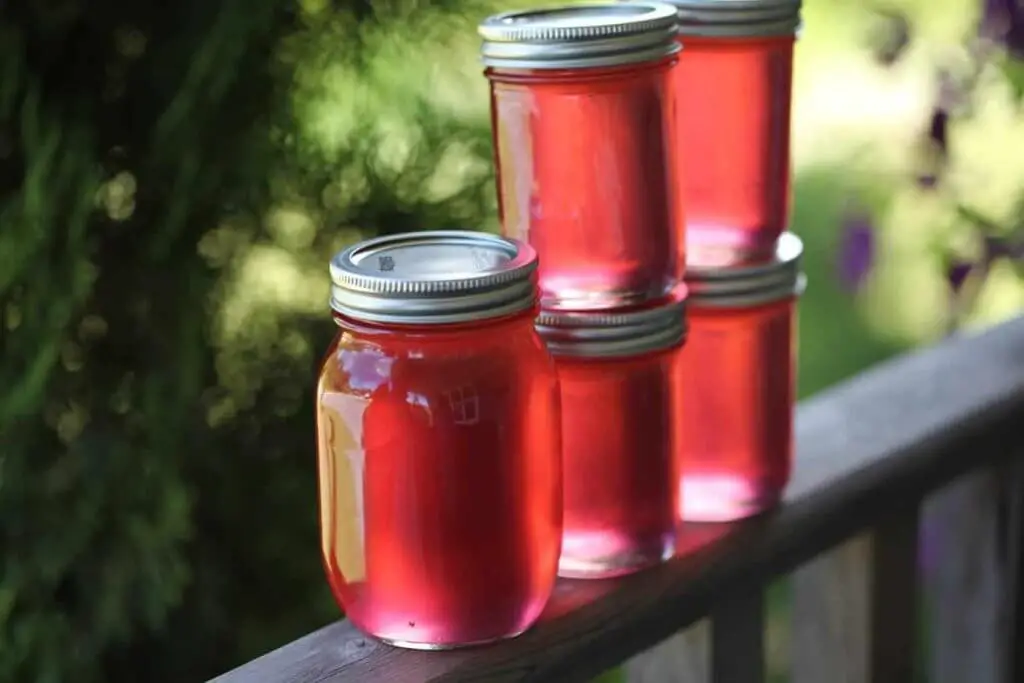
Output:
[316,231,562,649]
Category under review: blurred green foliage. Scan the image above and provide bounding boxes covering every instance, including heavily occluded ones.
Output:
[0,0,510,680]
[0,1,299,681]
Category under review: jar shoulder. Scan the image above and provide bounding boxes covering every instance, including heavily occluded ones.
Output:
[317,322,556,400]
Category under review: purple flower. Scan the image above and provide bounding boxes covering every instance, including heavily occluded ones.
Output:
[1009,16,1024,57]
[837,210,876,292]
[979,0,1024,56]
[979,0,1012,42]
[928,107,949,154]
[946,260,974,294]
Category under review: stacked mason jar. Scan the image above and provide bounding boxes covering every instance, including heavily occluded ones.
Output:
[662,0,807,522]
[314,0,804,652]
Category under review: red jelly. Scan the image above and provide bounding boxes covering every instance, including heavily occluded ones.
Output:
[480,3,683,310]
[536,291,686,577]
[667,0,801,267]
[675,233,804,521]
[316,231,562,649]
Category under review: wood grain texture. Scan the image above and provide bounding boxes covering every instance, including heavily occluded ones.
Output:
[622,623,708,683]
[212,317,1024,683]
[791,535,872,683]
[922,461,1024,683]
[923,471,1005,683]
[792,511,918,683]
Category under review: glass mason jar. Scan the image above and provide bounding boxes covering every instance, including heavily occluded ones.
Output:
[666,0,801,267]
[479,3,683,311]
[536,290,686,577]
[675,232,805,521]
[316,231,562,649]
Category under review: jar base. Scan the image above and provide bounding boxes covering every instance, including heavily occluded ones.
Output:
[378,630,527,651]
[557,532,675,579]
[349,598,547,651]
[680,475,784,522]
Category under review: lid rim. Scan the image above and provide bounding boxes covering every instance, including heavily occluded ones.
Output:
[687,274,806,308]
[479,2,681,69]
[481,40,680,70]
[639,0,802,37]
[542,326,686,358]
[535,289,687,357]
[685,232,805,308]
[329,230,539,325]
[675,18,800,38]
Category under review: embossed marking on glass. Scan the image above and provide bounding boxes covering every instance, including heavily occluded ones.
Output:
[480,2,683,310]
[317,230,562,649]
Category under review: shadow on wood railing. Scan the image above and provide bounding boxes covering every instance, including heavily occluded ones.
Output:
[212,315,1024,683]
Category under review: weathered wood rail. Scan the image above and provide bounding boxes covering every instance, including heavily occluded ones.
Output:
[213,315,1024,683]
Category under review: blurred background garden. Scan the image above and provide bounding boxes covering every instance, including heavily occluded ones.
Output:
[2,0,1024,681]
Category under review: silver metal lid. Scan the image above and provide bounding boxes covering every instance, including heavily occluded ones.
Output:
[686,232,805,307]
[536,289,687,358]
[665,0,801,38]
[479,2,681,70]
[329,231,538,325]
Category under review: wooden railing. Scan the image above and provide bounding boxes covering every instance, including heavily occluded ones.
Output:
[212,315,1024,683]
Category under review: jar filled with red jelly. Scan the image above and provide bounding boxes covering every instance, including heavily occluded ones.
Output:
[536,290,686,578]
[479,2,683,311]
[666,0,801,267]
[316,231,562,649]
[675,232,804,522]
